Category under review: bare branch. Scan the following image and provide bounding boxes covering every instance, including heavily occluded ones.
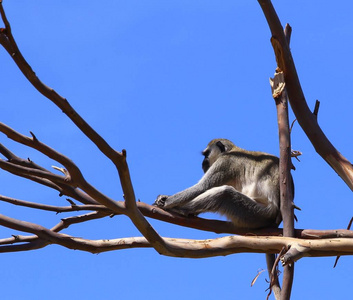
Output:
[274,23,295,300]
[0,195,108,213]
[1,210,353,258]
[258,0,353,191]
[269,22,295,299]
[0,3,168,254]
[1,190,352,241]
[0,157,68,185]
[0,143,99,204]
[0,211,110,252]
[0,239,49,253]
[51,211,110,232]
[0,123,136,216]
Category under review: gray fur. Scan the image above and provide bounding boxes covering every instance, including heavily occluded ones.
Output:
[154,138,285,229]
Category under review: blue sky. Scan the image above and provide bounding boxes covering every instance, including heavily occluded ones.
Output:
[0,1,352,299]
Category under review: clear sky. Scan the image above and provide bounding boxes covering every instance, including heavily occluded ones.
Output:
[0,1,352,299]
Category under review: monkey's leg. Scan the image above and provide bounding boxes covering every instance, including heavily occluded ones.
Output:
[180,185,278,229]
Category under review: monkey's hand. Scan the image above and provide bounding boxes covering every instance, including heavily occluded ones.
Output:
[153,195,169,208]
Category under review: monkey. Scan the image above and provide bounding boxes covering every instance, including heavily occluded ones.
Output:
[153,138,294,296]
[154,138,290,229]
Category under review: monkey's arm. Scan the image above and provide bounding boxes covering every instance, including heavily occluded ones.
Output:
[154,159,232,209]
[155,183,205,209]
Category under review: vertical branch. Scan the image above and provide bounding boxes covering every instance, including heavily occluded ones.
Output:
[270,24,295,300]
[279,24,295,238]
[276,84,295,300]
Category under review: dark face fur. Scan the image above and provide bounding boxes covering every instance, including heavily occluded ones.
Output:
[202,153,210,173]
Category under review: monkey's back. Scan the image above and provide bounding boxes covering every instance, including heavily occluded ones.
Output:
[222,149,280,209]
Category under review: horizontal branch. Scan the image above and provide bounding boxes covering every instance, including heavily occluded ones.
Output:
[0,239,48,253]
[0,195,108,213]
[1,192,353,241]
[0,211,109,252]
[1,210,352,258]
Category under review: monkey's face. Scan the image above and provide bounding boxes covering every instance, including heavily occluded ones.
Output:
[201,139,236,173]
[201,141,225,173]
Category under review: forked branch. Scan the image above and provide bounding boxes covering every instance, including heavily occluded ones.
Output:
[258,0,353,191]
[0,1,170,255]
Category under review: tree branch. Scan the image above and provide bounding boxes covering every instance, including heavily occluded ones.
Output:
[0,211,109,252]
[1,210,353,257]
[1,190,352,240]
[0,143,98,204]
[258,0,353,191]
[0,195,108,213]
[0,1,171,256]
[269,23,295,300]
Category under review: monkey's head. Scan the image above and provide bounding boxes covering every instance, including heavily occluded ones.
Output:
[201,139,236,173]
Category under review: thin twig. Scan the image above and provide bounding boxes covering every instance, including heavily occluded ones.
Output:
[313,100,320,118]
[0,195,108,212]
[333,217,353,268]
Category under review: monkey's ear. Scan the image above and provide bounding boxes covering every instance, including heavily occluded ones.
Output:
[216,141,226,152]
